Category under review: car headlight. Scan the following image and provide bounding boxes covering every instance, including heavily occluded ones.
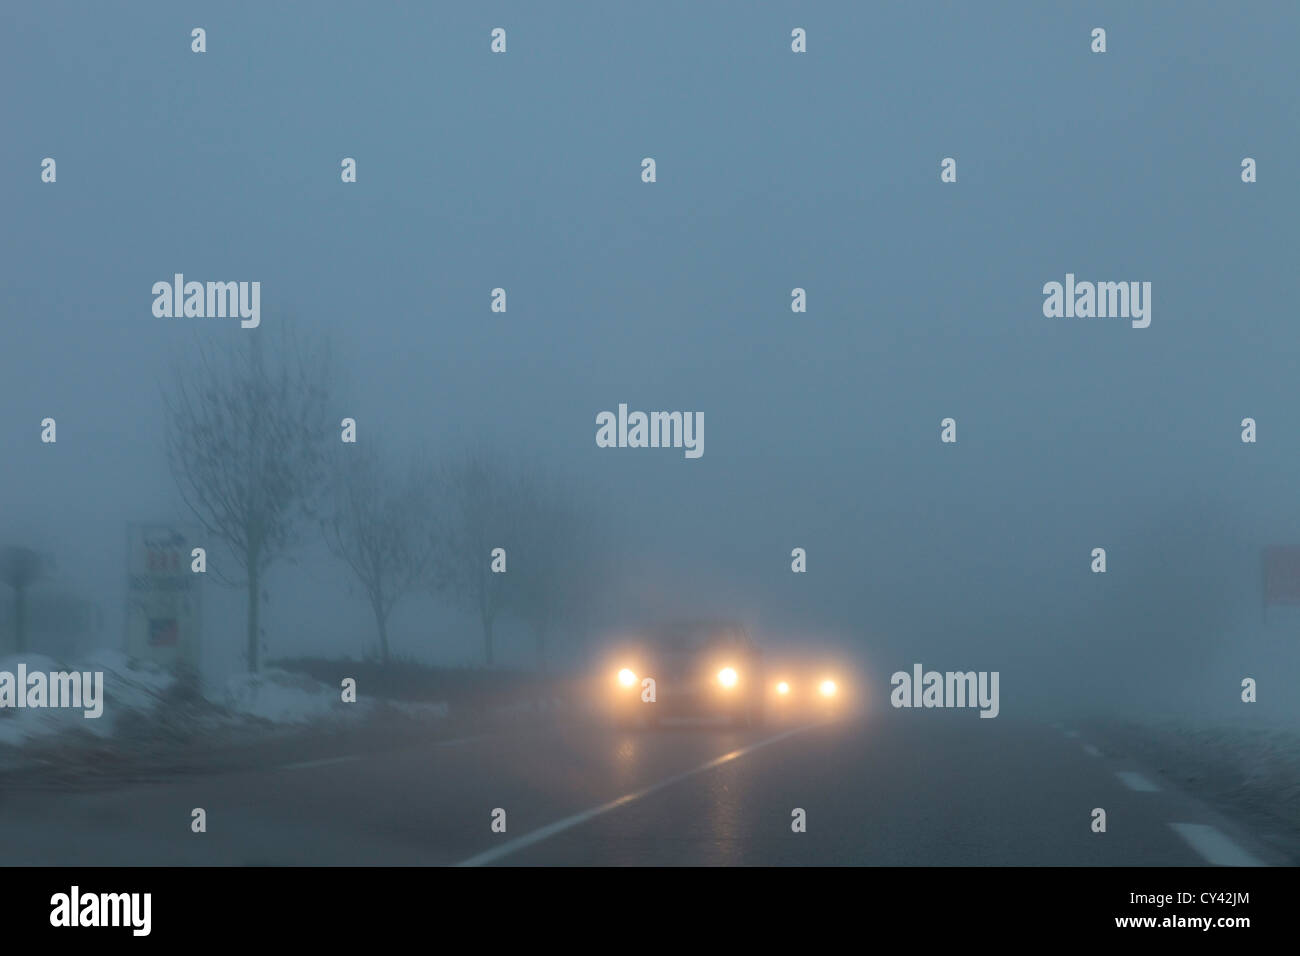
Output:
[776,681,790,695]
[717,667,738,688]
[618,668,637,687]
[819,679,837,697]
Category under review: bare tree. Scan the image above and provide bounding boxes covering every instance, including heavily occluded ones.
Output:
[0,545,46,653]
[163,325,334,673]
[324,442,438,664]
[511,474,594,670]
[438,452,520,667]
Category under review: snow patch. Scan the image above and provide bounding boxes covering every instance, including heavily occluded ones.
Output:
[224,668,368,725]
[0,650,175,747]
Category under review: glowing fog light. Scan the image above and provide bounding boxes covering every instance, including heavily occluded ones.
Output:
[618,668,637,687]
[819,679,837,698]
[776,681,790,695]
[717,667,738,688]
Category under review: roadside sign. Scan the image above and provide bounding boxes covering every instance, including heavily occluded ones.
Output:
[125,522,202,674]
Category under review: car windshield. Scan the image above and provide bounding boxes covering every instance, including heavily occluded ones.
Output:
[655,622,743,653]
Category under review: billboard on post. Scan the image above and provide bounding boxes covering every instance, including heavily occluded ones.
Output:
[125,522,202,675]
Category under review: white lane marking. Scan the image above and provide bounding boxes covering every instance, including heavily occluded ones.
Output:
[1115,770,1160,792]
[455,723,822,867]
[1064,729,1080,739]
[1082,743,1101,757]
[281,755,362,771]
[1169,823,1264,867]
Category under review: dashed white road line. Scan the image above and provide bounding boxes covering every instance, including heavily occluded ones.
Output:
[1072,733,1268,865]
[1169,822,1264,866]
[1115,770,1160,792]
[455,723,822,867]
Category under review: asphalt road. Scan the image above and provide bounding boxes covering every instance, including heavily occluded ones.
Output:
[0,707,1287,866]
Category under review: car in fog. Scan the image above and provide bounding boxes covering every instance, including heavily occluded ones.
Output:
[762,657,850,721]
[603,620,765,729]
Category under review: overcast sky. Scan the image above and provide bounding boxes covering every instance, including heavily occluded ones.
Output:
[2,2,1298,717]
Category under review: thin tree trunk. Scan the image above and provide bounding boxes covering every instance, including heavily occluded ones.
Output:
[14,586,26,653]
[247,562,260,673]
[375,601,391,664]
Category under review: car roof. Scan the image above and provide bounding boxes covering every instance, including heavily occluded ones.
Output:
[649,619,750,648]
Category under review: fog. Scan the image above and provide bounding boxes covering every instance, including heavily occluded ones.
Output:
[3,0,1298,729]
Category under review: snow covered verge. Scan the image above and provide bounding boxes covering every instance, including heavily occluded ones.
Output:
[223,668,376,725]
[0,650,448,770]
[0,650,176,749]
[0,650,586,785]
[1101,716,1300,863]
